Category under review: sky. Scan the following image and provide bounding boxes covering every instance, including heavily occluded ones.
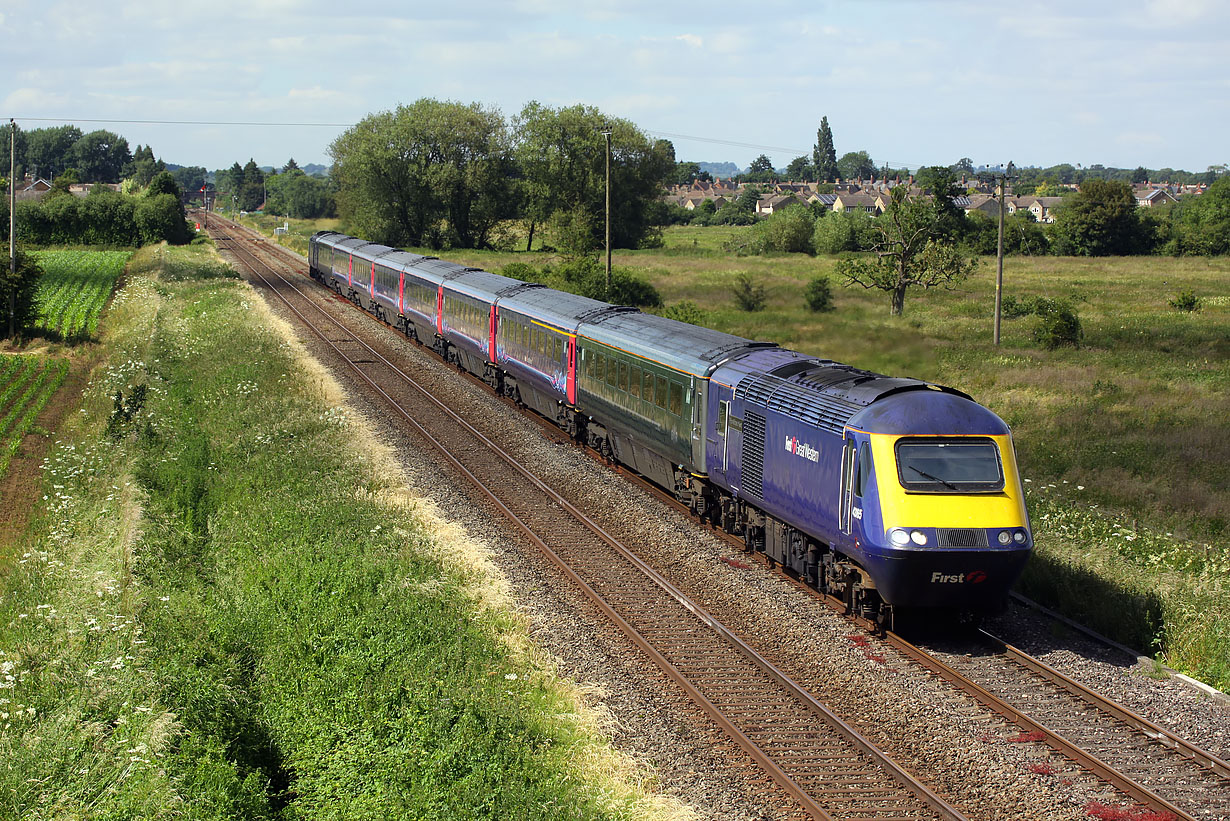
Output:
[2,0,1228,175]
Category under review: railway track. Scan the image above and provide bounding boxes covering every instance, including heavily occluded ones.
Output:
[205,214,1230,821]
[208,219,967,821]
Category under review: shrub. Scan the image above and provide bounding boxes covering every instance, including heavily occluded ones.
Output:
[1168,290,1202,312]
[749,204,815,254]
[803,275,834,312]
[1000,294,1036,319]
[1032,298,1083,349]
[813,209,874,254]
[500,261,541,283]
[660,300,707,326]
[731,272,767,312]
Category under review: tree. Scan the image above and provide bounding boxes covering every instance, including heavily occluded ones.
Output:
[813,116,838,183]
[835,187,979,315]
[951,157,975,175]
[673,161,711,185]
[512,101,673,253]
[239,159,265,211]
[71,130,131,183]
[748,154,774,175]
[1131,166,1149,184]
[1050,179,1142,256]
[332,98,518,249]
[1165,174,1230,255]
[170,166,207,197]
[135,193,192,245]
[24,126,81,180]
[785,155,815,181]
[914,165,965,241]
[837,150,876,181]
[1,247,43,338]
[283,157,300,173]
[266,169,336,219]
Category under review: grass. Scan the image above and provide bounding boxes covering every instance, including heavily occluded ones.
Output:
[0,242,686,819]
[242,217,1230,690]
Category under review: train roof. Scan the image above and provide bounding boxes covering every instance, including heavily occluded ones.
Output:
[444,269,528,302]
[496,287,629,334]
[714,348,977,437]
[580,311,774,379]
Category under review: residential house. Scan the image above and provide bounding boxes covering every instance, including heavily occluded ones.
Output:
[1135,188,1178,208]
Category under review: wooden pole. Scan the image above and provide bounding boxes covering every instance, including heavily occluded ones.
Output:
[9,119,15,340]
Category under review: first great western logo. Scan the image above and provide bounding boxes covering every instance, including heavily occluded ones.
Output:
[785,435,819,463]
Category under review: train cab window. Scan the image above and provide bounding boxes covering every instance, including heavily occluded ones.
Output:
[895,438,1004,493]
[629,365,641,398]
[668,381,683,416]
[856,442,872,497]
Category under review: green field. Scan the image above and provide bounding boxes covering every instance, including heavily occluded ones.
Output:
[0,354,68,480]
[0,243,680,820]
[33,249,132,342]
[253,218,1228,687]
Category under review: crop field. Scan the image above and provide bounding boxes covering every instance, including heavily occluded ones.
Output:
[33,250,131,342]
[0,354,68,480]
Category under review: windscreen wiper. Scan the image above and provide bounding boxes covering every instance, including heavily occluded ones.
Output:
[907,465,958,490]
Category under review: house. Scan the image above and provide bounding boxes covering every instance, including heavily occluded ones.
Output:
[1015,196,1065,223]
[756,193,809,215]
[961,194,1001,217]
[16,177,52,201]
[832,192,880,214]
[1135,188,1178,208]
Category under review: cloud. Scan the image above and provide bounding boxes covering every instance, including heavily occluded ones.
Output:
[675,33,702,48]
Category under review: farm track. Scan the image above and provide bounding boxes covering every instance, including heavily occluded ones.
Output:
[206,215,1230,821]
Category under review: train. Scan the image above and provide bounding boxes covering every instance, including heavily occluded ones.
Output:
[307,230,1033,626]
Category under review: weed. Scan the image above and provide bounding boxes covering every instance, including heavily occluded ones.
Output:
[1168,290,1201,312]
[731,271,767,311]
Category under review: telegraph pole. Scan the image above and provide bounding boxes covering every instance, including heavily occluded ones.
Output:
[601,125,612,298]
[9,119,16,340]
[993,161,1014,346]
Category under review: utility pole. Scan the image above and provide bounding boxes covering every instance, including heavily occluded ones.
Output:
[993,161,1014,346]
[601,125,612,298]
[9,119,16,340]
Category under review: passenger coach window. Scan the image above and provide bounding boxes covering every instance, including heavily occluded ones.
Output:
[895,438,1004,493]
[630,365,641,398]
[655,375,668,409]
[669,382,683,416]
[618,362,629,392]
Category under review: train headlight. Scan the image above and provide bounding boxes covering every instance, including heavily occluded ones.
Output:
[889,529,910,547]
[910,530,928,546]
[997,531,1012,546]
[1013,530,1028,545]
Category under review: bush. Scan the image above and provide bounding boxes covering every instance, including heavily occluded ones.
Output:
[731,272,767,312]
[499,261,542,283]
[813,209,874,254]
[1168,290,1202,312]
[999,294,1036,319]
[660,300,708,326]
[1032,298,1083,349]
[804,275,834,312]
[748,204,815,254]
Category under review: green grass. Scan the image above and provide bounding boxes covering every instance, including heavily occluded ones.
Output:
[0,243,681,819]
[32,249,132,342]
[238,218,1230,690]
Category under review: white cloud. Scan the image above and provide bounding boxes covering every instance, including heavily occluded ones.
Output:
[675,33,702,48]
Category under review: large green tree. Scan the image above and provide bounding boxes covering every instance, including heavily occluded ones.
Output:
[332,98,516,249]
[835,187,979,315]
[512,101,673,253]
[71,130,131,183]
[1050,178,1143,255]
[837,150,876,181]
[24,126,81,180]
[1,247,43,338]
[266,169,335,219]
[813,116,838,183]
[1165,175,1230,255]
[239,159,265,211]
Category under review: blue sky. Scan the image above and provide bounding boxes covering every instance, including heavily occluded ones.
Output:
[2,0,1227,174]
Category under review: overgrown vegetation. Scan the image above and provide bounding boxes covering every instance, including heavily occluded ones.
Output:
[0,243,681,819]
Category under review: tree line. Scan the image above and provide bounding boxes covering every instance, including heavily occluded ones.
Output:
[328,98,675,252]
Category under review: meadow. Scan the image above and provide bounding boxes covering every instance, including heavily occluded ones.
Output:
[0,243,683,819]
[32,249,132,342]
[249,216,1227,688]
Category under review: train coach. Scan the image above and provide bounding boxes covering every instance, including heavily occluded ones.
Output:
[308,231,1032,625]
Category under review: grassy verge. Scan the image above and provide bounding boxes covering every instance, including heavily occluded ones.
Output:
[236,218,1230,690]
[0,242,685,819]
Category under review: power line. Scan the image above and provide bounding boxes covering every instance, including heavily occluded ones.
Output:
[7,116,353,128]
